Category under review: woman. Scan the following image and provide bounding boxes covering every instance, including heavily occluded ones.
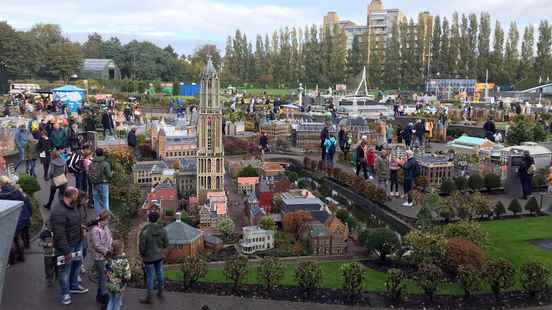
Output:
[88,211,113,307]
[106,240,131,310]
[43,150,68,210]
[389,153,401,197]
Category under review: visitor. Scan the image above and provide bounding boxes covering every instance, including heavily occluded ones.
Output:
[139,211,169,304]
[102,109,115,137]
[414,120,425,148]
[355,138,368,179]
[88,210,113,307]
[14,124,29,172]
[375,150,388,189]
[127,127,140,160]
[366,148,376,180]
[50,121,68,149]
[2,176,32,264]
[403,123,413,148]
[320,125,329,162]
[324,134,337,168]
[518,150,535,200]
[25,138,39,177]
[425,119,434,147]
[68,123,81,151]
[37,130,54,181]
[396,124,403,144]
[44,150,68,210]
[39,225,56,287]
[386,122,394,144]
[547,166,552,193]
[483,117,496,142]
[50,187,88,305]
[106,240,131,310]
[89,148,113,215]
[400,150,418,207]
[344,132,352,160]
[68,146,84,191]
[84,113,96,132]
[338,127,346,153]
[259,132,269,155]
[389,153,401,197]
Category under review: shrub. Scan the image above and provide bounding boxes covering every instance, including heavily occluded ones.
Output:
[404,230,447,266]
[223,255,249,290]
[258,216,276,231]
[454,176,469,191]
[415,176,429,191]
[16,175,41,196]
[484,173,501,190]
[468,174,484,191]
[217,217,235,239]
[458,265,483,299]
[257,257,285,292]
[524,196,542,215]
[360,227,400,262]
[414,263,445,302]
[237,165,259,177]
[180,256,208,289]
[494,201,506,218]
[442,220,488,247]
[295,261,323,293]
[520,261,551,299]
[286,171,299,183]
[508,198,522,216]
[532,174,547,188]
[164,208,175,217]
[340,262,366,298]
[483,258,516,300]
[440,178,457,194]
[444,238,488,274]
[385,268,407,303]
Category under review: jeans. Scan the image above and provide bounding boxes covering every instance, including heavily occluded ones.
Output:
[107,293,123,310]
[95,260,108,297]
[325,153,335,168]
[92,183,110,215]
[44,256,56,282]
[103,128,113,137]
[15,146,25,171]
[58,242,82,296]
[390,170,399,193]
[74,171,86,191]
[26,159,37,176]
[520,176,532,198]
[356,161,368,179]
[404,179,413,203]
[144,260,164,292]
[41,157,51,180]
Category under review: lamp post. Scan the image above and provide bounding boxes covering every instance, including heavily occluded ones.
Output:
[298,82,304,107]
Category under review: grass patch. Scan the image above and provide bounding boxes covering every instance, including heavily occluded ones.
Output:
[242,88,293,97]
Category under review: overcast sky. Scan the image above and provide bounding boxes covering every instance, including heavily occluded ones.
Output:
[2,0,551,55]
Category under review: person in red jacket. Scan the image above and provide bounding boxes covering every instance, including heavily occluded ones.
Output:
[366,148,376,180]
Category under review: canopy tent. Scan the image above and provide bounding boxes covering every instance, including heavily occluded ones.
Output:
[52,85,86,113]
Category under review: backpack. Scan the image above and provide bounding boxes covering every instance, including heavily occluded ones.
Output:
[67,152,82,174]
[88,160,106,184]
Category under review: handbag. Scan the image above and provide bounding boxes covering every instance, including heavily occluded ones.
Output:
[53,174,68,187]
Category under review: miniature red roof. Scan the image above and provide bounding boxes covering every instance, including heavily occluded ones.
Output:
[237,177,259,186]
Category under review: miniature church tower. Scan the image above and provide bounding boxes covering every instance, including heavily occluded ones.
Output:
[196,57,224,199]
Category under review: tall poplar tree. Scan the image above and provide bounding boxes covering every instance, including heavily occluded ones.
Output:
[478,12,492,81]
[519,25,534,82]
[430,15,442,79]
[504,22,520,86]
[490,21,505,84]
[439,17,451,77]
[384,23,402,88]
[534,21,552,81]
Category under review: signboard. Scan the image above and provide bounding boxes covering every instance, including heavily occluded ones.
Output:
[335,84,347,92]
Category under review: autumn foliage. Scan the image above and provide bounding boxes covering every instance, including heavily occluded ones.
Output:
[282,211,313,233]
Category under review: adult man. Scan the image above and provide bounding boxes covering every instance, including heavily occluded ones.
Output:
[320,125,329,161]
[49,187,88,305]
[101,109,114,137]
[338,127,346,153]
[259,132,269,155]
[400,150,418,207]
[402,123,413,148]
[89,148,113,215]
[355,138,368,180]
[127,127,140,160]
[414,120,425,148]
[518,150,535,200]
[14,125,29,172]
[88,211,112,306]
[483,117,496,142]
[139,211,169,304]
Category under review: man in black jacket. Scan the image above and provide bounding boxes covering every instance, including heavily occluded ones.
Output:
[127,127,140,159]
[1,176,32,264]
[518,151,535,200]
[101,110,114,137]
[49,187,88,305]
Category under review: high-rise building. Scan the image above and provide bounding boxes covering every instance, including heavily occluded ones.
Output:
[196,57,225,199]
[323,11,340,30]
[365,1,406,62]
[339,20,369,51]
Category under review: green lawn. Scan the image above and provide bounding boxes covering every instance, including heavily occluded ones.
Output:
[241,88,293,97]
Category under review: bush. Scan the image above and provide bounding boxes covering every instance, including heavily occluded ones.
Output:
[484,173,501,190]
[520,261,551,299]
[217,217,235,239]
[360,227,400,262]
[295,261,323,293]
[237,165,259,177]
[532,174,547,188]
[414,263,445,302]
[444,238,488,274]
[495,201,506,218]
[468,174,484,191]
[181,256,208,289]
[340,262,366,298]
[223,255,249,290]
[404,230,447,266]
[164,208,175,217]
[385,268,407,303]
[415,176,429,191]
[470,192,493,219]
[458,265,483,299]
[442,220,488,247]
[524,196,542,215]
[286,171,299,183]
[440,178,457,194]
[16,175,41,196]
[508,198,523,216]
[258,216,276,231]
[483,258,516,300]
[257,257,285,292]
[454,176,469,191]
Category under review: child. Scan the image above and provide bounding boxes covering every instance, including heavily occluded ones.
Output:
[106,240,131,310]
[548,167,552,193]
[39,226,56,287]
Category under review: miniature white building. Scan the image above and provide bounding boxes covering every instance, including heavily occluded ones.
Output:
[239,226,274,254]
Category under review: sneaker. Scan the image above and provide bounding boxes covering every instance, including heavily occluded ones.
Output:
[402,201,411,207]
[80,266,87,274]
[62,294,71,305]
[78,275,82,283]
[369,176,374,180]
[69,285,88,294]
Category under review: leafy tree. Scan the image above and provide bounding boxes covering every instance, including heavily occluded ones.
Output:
[82,33,104,58]
[217,217,235,239]
[340,262,366,298]
[384,23,402,88]
[458,265,483,299]
[504,22,520,85]
[519,25,535,81]
[414,263,445,302]
[17,175,41,196]
[285,171,299,183]
[385,268,407,303]
[180,256,208,289]
[468,174,484,191]
[454,176,468,191]
[483,173,502,191]
[440,178,457,194]
[348,35,365,78]
[404,230,447,266]
[257,257,285,292]
[223,255,249,290]
[295,261,322,293]
[508,198,522,216]
[360,227,400,262]
[520,261,551,299]
[258,216,276,231]
[534,21,552,81]
[430,15,442,78]
[489,21,505,84]
[237,165,258,177]
[484,258,516,300]
[477,12,492,81]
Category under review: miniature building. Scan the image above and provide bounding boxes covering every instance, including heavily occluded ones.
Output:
[164,212,204,262]
[447,135,496,154]
[281,195,326,214]
[204,235,224,252]
[502,142,552,170]
[417,154,455,186]
[199,192,227,228]
[294,122,336,150]
[239,226,274,254]
[142,182,178,215]
[299,215,348,256]
[175,159,197,199]
[245,193,265,225]
[260,120,292,143]
[152,126,197,160]
[258,162,285,178]
[237,177,259,195]
[133,161,169,187]
[96,137,129,153]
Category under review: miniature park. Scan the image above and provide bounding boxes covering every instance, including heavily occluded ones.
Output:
[2,4,552,309]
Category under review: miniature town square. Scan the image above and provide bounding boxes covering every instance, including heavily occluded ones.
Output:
[2,2,552,310]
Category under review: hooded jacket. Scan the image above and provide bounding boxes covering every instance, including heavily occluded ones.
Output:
[0,185,32,232]
[138,223,168,263]
[50,199,83,255]
[90,156,113,184]
[48,158,67,181]
[50,128,68,148]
